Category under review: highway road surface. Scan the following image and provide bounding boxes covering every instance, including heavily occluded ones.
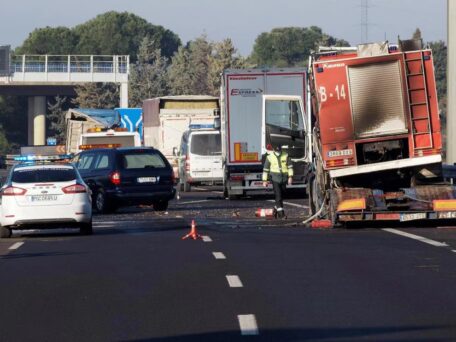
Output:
[1,186,456,341]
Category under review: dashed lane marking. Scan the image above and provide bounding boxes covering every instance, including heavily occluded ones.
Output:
[267,200,309,209]
[383,228,449,247]
[212,252,226,259]
[202,235,212,242]
[237,314,259,335]
[226,275,243,287]
[9,242,24,250]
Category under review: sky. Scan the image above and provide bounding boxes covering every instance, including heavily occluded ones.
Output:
[0,0,447,56]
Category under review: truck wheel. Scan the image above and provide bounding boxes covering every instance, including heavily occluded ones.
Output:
[153,200,169,212]
[79,221,93,235]
[0,226,12,238]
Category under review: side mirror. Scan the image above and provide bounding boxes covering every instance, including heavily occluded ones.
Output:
[173,147,178,157]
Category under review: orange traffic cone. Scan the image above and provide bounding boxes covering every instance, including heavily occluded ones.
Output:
[182,220,202,240]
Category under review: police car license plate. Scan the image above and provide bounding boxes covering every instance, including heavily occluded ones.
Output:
[137,177,157,183]
[31,195,58,202]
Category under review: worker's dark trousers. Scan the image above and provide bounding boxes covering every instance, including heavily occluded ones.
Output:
[272,181,286,214]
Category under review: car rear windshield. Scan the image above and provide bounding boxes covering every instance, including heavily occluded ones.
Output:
[190,134,221,156]
[12,168,77,183]
[121,151,167,169]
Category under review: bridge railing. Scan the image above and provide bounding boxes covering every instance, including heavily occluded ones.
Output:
[12,55,129,74]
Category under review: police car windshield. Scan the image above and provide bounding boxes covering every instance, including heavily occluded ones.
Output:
[12,168,77,183]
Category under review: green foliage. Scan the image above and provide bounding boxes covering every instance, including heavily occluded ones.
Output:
[250,26,349,67]
[429,41,447,99]
[129,37,170,107]
[0,95,27,150]
[15,26,78,55]
[74,11,180,61]
[208,39,248,96]
[72,83,119,109]
[16,11,181,62]
[47,96,70,144]
[169,36,248,96]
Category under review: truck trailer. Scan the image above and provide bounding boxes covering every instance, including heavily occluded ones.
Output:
[142,95,220,177]
[65,109,140,154]
[308,39,456,225]
[221,68,311,199]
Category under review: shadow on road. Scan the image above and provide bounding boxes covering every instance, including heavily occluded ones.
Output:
[123,325,450,342]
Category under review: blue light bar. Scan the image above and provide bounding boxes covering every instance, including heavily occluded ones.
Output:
[189,124,215,130]
[14,154,73,162]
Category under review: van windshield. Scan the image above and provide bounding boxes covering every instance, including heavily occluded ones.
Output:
[190,134,221,156]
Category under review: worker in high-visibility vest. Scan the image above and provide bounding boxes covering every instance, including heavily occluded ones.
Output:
[262,145,293,218]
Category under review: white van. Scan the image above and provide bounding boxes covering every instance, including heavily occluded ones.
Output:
[177,128,223,192]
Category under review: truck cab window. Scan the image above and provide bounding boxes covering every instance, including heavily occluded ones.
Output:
[265,100,304,131]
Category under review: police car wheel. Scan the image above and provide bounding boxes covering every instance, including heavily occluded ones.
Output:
[0,226,12,239]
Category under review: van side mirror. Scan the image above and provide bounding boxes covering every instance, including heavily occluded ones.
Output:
[173,147,178,156]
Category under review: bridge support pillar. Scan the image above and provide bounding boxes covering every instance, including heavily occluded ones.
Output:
[27,96,46,146]
[120,82,128,108]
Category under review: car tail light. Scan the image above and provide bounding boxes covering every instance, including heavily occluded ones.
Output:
[62,184,87,194]
[171,171,176,184]
[2,186,27,196]
[109,171,121,185]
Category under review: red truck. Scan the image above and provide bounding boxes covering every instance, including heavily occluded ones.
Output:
[308,39,456,225]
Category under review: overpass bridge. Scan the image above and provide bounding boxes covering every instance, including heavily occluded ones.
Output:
[0,54,129,145]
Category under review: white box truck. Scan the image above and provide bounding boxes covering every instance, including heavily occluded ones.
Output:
[221,68,311,198]
[142,95,220,178]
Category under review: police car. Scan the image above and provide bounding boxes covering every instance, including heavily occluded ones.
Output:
[0,155,92,238]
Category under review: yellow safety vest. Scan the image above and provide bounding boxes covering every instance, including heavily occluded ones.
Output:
[262,152,294,183]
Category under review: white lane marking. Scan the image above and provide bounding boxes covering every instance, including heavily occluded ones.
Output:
[9,242,24,250]
[202,235,212,242]
[267,199,308,209]
[213,252,226,259]
[452,250,456,253]
[383,228,449,247]
[226,275,243,288]
[177,199,211,205]
[194,187,209,191]
[238,314,259,335]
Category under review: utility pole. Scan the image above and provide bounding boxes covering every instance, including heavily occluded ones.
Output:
[361,0,369,43]
[447,0,456,163]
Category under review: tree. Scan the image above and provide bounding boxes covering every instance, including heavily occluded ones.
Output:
[47,96,69,144]
[74,11,181,61]
[0,95,27,149]
[167,45,194,95]
[168,35,213,95]
[72,83,119,109]
[15,26,78,55]
[208,38,248,96]
[129,37,170,107]
[250,26,349,67]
